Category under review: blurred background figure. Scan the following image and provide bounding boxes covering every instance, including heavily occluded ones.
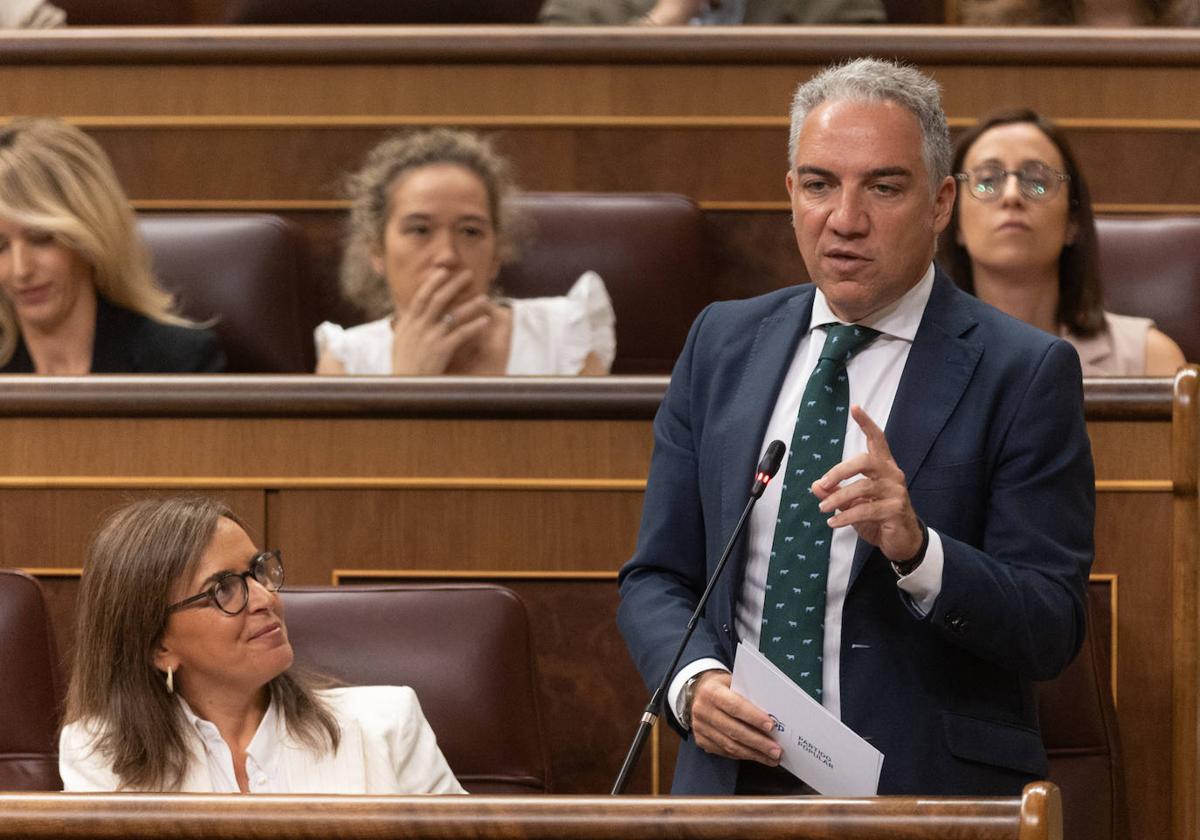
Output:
[958,0,1198,25]
[941,108,1185,375]
[0,118,224,374]
[0,0,64,27]
[316,129,615,376]
[222,0,542,23]
[538,0,885,25]
[60,497,465,794]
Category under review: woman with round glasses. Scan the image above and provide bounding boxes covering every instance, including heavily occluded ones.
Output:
[59,497,464,794]
[940,107,1184,375]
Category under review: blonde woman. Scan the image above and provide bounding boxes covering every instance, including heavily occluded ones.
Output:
[60,497,464,794]
[0,118,224,374]
[316,129,615,375]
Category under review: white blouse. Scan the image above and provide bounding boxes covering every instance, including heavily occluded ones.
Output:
[59,685,466,795]
[315,271,616,375]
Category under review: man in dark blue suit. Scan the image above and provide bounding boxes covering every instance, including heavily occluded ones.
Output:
[617,58,1094,796]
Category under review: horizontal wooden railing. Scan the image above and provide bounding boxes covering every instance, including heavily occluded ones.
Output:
[0,25,1195,66]
[0,784,1062,840]
[0,374,1172,419]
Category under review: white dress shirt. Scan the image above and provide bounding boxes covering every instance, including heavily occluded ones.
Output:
[60,685,466,794]
[670,265,946,724]
[178,695,286,793]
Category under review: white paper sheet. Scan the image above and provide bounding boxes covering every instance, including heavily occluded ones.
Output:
[730,642,883,796]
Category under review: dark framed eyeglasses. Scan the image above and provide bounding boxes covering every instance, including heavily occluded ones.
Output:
[167,550,284,617]
[956,162,1069,203]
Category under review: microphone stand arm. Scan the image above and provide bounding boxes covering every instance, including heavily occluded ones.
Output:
[609,493,760,796]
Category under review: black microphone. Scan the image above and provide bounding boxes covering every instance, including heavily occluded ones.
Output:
[750,439,786,499]
[610,439,787,795]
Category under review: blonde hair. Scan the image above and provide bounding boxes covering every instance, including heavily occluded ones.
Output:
[0,118,187,366]
[340,128,523,319]
[64,497,340,791]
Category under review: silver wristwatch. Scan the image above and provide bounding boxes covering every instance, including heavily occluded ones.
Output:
[680,673,704,728]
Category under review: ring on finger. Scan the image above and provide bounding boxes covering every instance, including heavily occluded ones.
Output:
[441,313,455,328]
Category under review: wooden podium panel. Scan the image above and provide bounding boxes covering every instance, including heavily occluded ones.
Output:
[0,374,1192,838]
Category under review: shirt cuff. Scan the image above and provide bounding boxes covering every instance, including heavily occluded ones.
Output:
[667,657,729,728]
[895,527,944,616]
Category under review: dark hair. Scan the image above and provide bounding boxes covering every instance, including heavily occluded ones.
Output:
[939,107,1105,338]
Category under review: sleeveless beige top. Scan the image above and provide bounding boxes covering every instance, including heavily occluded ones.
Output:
[1063,311,1153,376]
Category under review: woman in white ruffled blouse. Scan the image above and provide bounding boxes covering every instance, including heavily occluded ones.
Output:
[316,129,615,376]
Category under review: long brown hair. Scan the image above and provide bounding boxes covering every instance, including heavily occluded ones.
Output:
[939,107,1105,338]
[64,497,340,791]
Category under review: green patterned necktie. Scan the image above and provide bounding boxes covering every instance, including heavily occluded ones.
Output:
[760,323,880,699]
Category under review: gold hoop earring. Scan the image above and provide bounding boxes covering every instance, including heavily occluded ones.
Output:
[166,665,174,695]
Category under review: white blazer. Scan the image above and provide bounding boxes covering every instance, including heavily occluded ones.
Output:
[59,685,466,794]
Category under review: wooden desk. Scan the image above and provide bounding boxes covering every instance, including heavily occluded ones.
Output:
[0,373,1193,839]
[0,784,1063,840]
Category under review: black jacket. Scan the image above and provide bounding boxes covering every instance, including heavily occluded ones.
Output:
[1,295,226,374]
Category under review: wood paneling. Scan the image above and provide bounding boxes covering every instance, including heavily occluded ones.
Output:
[1171,368,1200,840]
[0,375,1189,837]
[275,489,642,578]
[73,123,1200,209]
[1094,492,1171,836]
[0,417,653,479]
[1086,420,1174,480]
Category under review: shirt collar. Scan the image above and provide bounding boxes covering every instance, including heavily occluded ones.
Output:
[177,694,284,781]
[809,262,935,342]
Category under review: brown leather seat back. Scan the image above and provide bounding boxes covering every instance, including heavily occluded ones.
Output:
[224,0,542,23]
[1096,216,1200,363]
[499,193,710,374]
[0,570,63,791]
[138,213,315,373]
[282,584,548,794]
[52,0,193,23]
[881,0,945,21]
[1037,590,1130,840]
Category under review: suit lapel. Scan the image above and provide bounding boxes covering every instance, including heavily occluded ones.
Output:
[719,289,814,581]
[848,274,983,586]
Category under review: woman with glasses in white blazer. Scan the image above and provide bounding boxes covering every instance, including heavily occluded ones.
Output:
[59,497,464,794]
